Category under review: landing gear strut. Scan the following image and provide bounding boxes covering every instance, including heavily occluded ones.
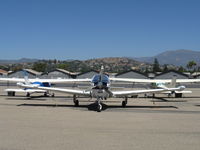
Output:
[73,95,79,106]
[51,93,55,97]
[44,92,48,97]
[122,97,128,107]
[97,98,102,112]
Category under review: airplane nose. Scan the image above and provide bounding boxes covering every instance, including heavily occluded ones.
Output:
[178,86,185,90]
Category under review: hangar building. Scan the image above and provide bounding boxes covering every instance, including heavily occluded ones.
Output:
[77,70,99,79]
[115,70,148,79]
[154,70,189,79]
[40,69,78,79]
[7,69,41,78]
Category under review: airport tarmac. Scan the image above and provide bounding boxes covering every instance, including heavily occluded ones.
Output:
[0,86,200,150]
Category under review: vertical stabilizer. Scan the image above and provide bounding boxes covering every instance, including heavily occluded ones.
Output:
[23,70,31,85]
[170,75,177,88]
[100,66,104,75]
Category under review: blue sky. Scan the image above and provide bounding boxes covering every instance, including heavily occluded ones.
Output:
[0,0,200,60]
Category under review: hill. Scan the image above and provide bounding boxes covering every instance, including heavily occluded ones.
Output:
[134,49,200,66]
[0,58,39,64]
[83,57,146,72]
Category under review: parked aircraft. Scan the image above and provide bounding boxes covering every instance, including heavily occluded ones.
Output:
[145,76,192,98]
[2,71,55,97]
[17,66,186,112]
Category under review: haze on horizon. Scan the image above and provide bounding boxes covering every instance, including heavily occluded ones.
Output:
[0,0,200,60]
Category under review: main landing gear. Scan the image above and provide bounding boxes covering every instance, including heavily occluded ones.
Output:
[175,93,182,98]
[73,95,79,107]
[122,97,128,107]
[7,91,15,96]
[26,92,30,97]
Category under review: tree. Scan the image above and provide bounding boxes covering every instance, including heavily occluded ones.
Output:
[163,64,168,72]
[178,66,185,72]
[187,61,197,72]
[153,58,161,73]
[32,62,47,72]
[57,63,69,70]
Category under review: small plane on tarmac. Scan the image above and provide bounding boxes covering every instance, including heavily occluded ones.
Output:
[15,66,186,112]
[5,77,55,97]
[143,76,192,98]
[0,70,94,97]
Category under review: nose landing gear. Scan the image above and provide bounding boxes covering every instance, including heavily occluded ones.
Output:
[122,97,128,107]
[96,97,102,112]
[73,95,79,107]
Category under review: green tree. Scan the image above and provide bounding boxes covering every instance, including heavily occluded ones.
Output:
[187,61,197,72]
[57,63,69,70]
[163,64,168,72]
[153,58,161,73]
[32,62,47,72]
[178,66,185,72]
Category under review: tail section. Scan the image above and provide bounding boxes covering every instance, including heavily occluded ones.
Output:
[99,66,104,83]
[170,75,177,88]
[23,70,31,85]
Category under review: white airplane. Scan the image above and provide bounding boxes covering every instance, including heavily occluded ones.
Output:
[2,71,55,97]
[16,66,186,112]
[144,76,192,98]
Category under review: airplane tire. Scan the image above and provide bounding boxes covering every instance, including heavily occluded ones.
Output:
[175,93,182,98]
[51,93,55,97]
[122,101,127,107]
[8,92,15,96]
[44,92,48,97]
[26,93,30,97]
[97,104,102,112]
[74,100,79,107]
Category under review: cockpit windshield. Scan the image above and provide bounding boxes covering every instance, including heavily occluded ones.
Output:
[91,74,110,86]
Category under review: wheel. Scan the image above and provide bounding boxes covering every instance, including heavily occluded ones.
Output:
[8,92,15,96]
[97,104,102,112]
[51,93,55,97]
[74,100,79,107]
[26,93,30,97]
[152,93,155,98]
[175,93,182,98]
[44,92,48,97]
[122,101,127,107]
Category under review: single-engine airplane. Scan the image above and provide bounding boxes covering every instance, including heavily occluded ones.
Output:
[2,71,55,97]
[144,76,192,98]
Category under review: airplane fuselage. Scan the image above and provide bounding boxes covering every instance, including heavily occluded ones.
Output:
[90,74,111,99]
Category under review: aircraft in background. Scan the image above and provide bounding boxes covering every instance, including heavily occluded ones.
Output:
[2,71,55,97]
[144,76,192,98]
[17,66,186,112]
[5,83,54,97]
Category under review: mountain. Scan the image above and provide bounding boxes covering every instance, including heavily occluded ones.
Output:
[0,58,39,64]
[134,49,200,66]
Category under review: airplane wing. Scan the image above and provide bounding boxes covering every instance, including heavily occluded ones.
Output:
[112,86,185,97]
[18,83,91,96]
[5,88,46,93]
[110,77,200,83]
[0,78,91,83]
[110,78,171,83]
[162,90,192,94]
